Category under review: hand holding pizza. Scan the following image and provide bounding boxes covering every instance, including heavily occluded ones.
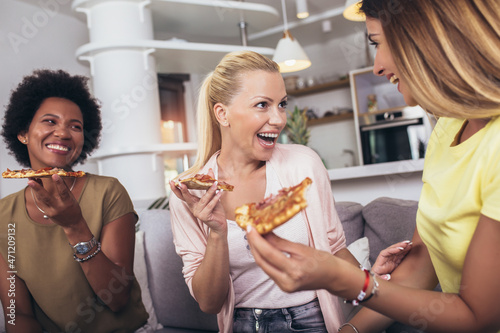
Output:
[169,169,228,235]
[27,174,84,228]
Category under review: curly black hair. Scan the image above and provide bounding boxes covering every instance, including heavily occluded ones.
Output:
[1,69,102,167]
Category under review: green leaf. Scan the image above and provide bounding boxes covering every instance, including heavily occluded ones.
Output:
[286,106,310,145]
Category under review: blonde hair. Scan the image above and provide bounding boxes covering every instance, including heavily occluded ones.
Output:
[179,51,280,178]
[361,0,500,119]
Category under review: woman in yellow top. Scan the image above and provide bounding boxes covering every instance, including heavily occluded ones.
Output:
[246,0,500,332]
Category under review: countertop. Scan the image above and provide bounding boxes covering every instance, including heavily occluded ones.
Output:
[328,158,425,181]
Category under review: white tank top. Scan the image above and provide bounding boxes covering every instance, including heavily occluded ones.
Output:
[217,162,317,308]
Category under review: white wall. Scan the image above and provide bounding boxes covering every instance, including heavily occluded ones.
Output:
[0,2,421,204]
[0,0,91,198]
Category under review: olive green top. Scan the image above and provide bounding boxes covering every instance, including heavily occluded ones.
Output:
[0,174,148,332]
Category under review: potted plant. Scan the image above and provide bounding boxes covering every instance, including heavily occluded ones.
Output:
[286,105,310,146]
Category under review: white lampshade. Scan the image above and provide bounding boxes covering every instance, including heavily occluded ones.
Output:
[343,0,365,21]
[273,30,311,73]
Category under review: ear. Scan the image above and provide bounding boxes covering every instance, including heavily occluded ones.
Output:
[17,132,28,144]
[214,103,229,127]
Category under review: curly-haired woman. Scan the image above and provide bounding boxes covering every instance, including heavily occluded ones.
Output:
[0,69,148,332]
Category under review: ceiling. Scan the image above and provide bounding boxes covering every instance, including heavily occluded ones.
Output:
[14,0,362,47]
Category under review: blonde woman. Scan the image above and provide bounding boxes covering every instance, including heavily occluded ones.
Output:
[169,51,407,332]
[246,1,500,332]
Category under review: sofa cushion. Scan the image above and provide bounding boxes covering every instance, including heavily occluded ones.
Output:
[138,210,218,332]
[135,230,163,331]
[335,201,364,246]
[362,197,418,265]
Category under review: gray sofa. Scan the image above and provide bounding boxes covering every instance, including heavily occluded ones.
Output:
[135,196,423,333]
[0,197,422,332]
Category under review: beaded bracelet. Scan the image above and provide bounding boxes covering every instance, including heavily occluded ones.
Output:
[359,273,379,304]
[338,323,359,333]
[73,242,101,262]
[347,267,370,306]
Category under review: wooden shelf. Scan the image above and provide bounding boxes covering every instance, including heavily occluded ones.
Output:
[357,106,407,118]
[288,78,350,97]
[307,113,353,126]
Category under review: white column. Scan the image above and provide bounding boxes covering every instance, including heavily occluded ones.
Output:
[74,0,165,208]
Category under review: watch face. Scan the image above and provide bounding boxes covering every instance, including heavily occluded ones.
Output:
[75,244,91,254]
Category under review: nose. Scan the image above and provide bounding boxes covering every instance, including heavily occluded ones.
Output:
[373,55,384,76]
[54,125,71,139]
[269,107,287,127]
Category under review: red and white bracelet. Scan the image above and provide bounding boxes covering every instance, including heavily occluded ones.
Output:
[345,267,379,306]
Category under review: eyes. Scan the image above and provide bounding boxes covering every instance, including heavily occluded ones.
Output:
[42,118,83,131]
[255,100,288,110]
[367,34,380,49]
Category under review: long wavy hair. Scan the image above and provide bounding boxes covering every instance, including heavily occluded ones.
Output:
[360,0,500,119]
[179,51,280,178]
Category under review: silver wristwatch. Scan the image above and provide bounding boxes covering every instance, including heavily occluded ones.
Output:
[71,236,98,255]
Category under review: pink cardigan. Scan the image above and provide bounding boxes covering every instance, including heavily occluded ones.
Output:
[170,143,347,332]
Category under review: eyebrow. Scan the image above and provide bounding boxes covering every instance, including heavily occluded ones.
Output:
[251,96,287,103]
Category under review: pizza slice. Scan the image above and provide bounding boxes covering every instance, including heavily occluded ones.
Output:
[175,174,234,191]
[235,177,312,234]
[2,167,86,179]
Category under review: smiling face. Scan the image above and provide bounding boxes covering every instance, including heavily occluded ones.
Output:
[366,17,418,107]
[218,70,287,161]
[19,97,85,170]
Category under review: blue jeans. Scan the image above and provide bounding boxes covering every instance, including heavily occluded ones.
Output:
[233,299,327,333]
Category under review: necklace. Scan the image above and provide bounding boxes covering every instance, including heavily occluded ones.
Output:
[31,177,77,219]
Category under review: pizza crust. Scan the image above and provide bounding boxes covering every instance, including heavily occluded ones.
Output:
[235,177,312,234]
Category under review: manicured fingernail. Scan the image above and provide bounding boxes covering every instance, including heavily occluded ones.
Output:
[404,240,411,243]
[246,225,253,233]
[381,274,391,281]
[398,247,404,251]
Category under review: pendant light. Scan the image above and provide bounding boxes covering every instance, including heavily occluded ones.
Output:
[296,0,309,19]
[343,0,372,67]
[273,0,311,73]
[343,0,365,21]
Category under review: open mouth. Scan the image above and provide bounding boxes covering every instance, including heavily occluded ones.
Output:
[257,132,279,146]
[390,74,399,84]
[47,144,70,152]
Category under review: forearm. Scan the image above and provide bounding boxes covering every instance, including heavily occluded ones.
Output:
[192,229,230,314]
[343,230,439,332]
[332,259,487,333]
[64,219,133,312]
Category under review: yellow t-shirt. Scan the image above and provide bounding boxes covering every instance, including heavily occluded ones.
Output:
[417,116,500,293]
